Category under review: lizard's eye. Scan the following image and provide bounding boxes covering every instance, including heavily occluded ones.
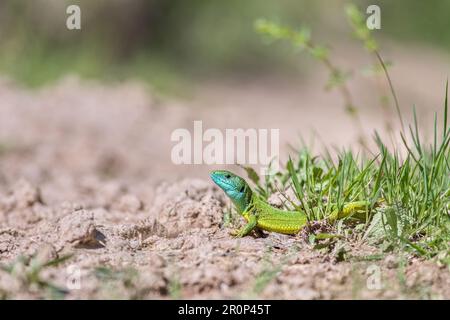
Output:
[239,185,245,193]
[225,174,231,179]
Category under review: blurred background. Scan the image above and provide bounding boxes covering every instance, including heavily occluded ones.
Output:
[0,0,449,89]
[0,0,449,191]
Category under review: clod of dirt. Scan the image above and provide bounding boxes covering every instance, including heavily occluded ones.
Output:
[149,179,225,236]
[0,180,48,228]
[54,209,105,250]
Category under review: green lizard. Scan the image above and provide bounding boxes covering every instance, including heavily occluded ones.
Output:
[210,170,372,237]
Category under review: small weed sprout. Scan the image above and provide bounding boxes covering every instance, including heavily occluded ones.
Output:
[255,18,365,145]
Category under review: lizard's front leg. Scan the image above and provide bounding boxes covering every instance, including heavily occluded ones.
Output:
[230,215,257,238]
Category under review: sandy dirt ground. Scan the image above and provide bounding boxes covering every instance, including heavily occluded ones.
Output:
[0,43,449,299]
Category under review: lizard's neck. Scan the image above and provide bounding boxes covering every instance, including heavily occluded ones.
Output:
[229,189,253,214]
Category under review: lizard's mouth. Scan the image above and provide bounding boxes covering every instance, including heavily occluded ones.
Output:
[210,171,233,190]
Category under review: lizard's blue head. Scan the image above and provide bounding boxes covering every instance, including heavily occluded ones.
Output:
[210,170,252,212]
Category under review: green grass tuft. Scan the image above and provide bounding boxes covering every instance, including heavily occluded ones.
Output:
[245,86,449,259]
[250,5,450,261]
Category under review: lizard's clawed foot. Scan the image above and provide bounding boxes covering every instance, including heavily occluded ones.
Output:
[252,228,267,238]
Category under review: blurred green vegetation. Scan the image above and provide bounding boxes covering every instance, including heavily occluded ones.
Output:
[376,0,450,48]
[0,0,448,92]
